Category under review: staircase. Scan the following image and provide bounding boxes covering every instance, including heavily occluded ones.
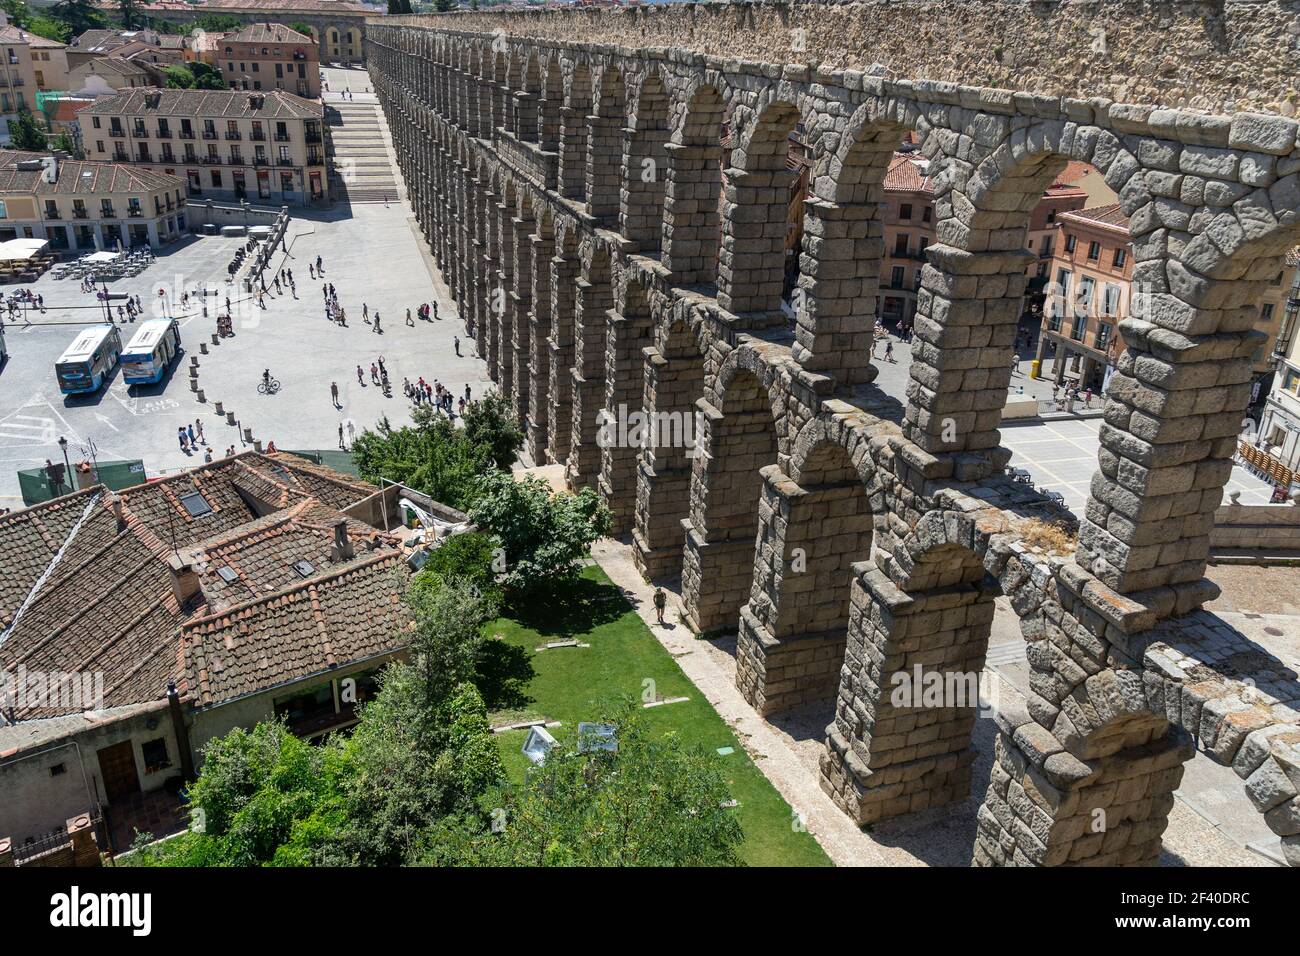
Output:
[325,100,400,204]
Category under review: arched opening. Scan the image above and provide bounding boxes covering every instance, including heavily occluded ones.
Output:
[633,317,707,581]
[559,63,592,202]
[716,99,802,322]
[621,71,670,253]
[661,84,725,288]
[516,51,541,144]
[587,66,625,222]
[736,436,876,718]
[681,365,779,635]
[526,208,556,459]
[491,49,509,135]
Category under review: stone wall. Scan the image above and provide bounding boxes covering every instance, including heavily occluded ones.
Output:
[1210,499,1300,551]
[391,1,1300,114]
[367,11,1300,866]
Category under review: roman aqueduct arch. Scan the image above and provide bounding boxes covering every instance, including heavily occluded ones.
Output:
[366,3,1300,866]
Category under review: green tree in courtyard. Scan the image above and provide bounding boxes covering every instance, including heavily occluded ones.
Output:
[118,0,143,29]
[467,471,610,595]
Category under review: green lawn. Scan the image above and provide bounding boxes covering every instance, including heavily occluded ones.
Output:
[481,565,831,867]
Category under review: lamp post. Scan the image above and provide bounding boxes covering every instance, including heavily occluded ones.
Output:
[57,435,72,495]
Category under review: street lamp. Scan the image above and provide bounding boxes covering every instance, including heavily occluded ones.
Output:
[57,435,72,495]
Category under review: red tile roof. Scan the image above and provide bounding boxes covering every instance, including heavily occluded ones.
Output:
[1059,202,1131,234]
[883,153,934,194]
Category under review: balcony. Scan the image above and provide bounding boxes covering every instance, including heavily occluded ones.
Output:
[178,129,194,140]
[109,128,125,138]
[276,158,293,167]
[305,131,321,144]
[274,132,290,142]
[136,153,152,163]
[253,156,269,166]
[202,130,218,140]
[127,209,143,218]
[112,152,129,162]
[156,128,172,139]
[250,130,266,141]
[101,208,117,219]
[202,156,221,165]
[224,130,242,140]
[72,209,88,219]
[133,128,148,138]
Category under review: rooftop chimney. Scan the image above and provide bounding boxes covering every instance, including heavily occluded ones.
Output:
[168,551,203,609]
[110,496,126,532]
[330,520,354,562]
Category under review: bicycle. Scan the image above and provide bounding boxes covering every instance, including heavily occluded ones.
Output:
[257,378,281,395]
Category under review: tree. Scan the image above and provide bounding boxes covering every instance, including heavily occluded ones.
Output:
[434,0,455,11]
[0,0,30,28]
[188,61,227,91]
[49,132,77,156]
[118,0,143,29]
[161,64,195,89]
[49,0,104,37]
[352,414,494,513]
[8,111,46,151]
[468,471,610,594]
[422,705,745,866]
[462,391,523,469]
[417,530,502,606]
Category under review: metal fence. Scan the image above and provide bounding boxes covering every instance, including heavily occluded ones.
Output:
[282,449,361,478]
[16,459,147,506]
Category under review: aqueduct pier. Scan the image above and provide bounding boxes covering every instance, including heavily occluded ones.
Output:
[365,2,1300,866]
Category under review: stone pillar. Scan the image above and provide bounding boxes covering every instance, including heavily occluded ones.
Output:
[513,91,538,142]
[510,215,533,427]
[794,197,880,386]
[621,124,669,253]
[633,337,705,581]
[585,112,622,222]
[975,710,1192,867]
[820,562,995,824]
[660,142,720,285]
[716,165,795,320]
[736,463,872,715]
[494,201,515,392]
[67,814,101,867]
[567,260,613,491]
[474,181,491,360]
[548,251,578,466]
[1076,314,1261,594]
[558,105,588,201]
[902,244,1029,478]
[599,305,654,536]
[527,231,554,459]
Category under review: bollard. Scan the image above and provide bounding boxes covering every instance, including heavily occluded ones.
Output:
[189,365,198,379]
[211,332,219,345]
[214,400,224,415]
[200,342,208,354]
[190,378,198,391]
[190,355,199,367]
[226,411,236,425]
[242,426,252,442]
[253,439,264,452]
[197,388,205,402]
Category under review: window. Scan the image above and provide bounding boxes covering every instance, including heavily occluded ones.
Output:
[893,233,909,257]
[1078,275,1096,313]
[96,140,105,153]
[922,206,932,223]
[142,738,171,774]
[1262,303,1275,323]
[92,115,101,129]
[890,265,905,289]
[1065,234,1077,253]
[1113,248,1127,268]
[899,203,912,221]
[211,170,222,187]
[1087,240,1101,261]
[1046,209,1056,224]
[179,491,212,517]
[50,763,66,776]
[1096,323,1112,350]
[1103,283,1122,317]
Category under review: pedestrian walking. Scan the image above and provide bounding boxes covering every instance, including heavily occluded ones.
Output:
[454,335,460,356]
[346,420,356,445]
[178,427,189,453]
[338,422,346,449]
[310,263,316,279]
[406,307,413,326]
[464,384,471,403]
[357,364,366,386]
[653,587,667,625]
[373,313,381,333]
[330,381,340,407]
[316,255,323,273]
[186,423,196,446]
[432,301,439,320]
[884,341,895,363]
[370,363,379,385]
[195,419,205,445]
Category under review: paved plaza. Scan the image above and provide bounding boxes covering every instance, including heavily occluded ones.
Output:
[0,200,489,509]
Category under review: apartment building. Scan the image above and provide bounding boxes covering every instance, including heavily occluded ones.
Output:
[78,88,328,205]
[219,23,321,99]
[1033,204,1132,392]
[878,151,935,324]
[65,28,184,73]
[1255,255,1300,474]
[68,56,160,96]
[0,149,187,251]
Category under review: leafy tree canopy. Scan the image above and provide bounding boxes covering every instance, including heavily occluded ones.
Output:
[8,111,46,152]
[48,0,105,37]
[468,471,610,595]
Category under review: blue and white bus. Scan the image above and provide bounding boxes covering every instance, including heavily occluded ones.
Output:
[55,324,122,395]
[122,318,182,385]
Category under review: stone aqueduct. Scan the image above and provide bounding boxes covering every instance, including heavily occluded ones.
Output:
[365,5,1300,866]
